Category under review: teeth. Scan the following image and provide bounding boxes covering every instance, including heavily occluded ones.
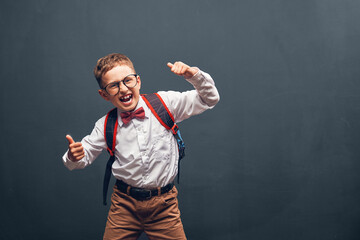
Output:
[120,95,132,102]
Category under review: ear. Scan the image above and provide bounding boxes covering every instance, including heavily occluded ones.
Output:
[137,75,141,90]
[98,89,110,101]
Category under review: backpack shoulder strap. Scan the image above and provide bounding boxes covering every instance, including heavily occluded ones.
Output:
[142,93,185,183]
[142,93,176,132]
[103,108,118,205]
[104,108,118,156]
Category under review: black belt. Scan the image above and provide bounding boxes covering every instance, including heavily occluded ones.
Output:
[115,179,174,201]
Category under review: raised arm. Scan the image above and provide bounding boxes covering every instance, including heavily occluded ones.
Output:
[160,61,220,123]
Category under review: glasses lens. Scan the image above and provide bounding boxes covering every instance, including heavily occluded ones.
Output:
[123,75,137,88]
[105,82,120,96]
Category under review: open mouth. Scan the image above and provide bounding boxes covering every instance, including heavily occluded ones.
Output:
[120,94,133,103]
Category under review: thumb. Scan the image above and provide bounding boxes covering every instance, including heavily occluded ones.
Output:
[66,135,75,145]
[167,62,174,69]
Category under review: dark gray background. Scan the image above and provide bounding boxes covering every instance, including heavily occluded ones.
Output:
[1,0,360,239]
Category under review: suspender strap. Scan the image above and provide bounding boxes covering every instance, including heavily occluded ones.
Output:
[103,108,118,205]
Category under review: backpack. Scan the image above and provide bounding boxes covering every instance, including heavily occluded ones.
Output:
[102,93,185,205]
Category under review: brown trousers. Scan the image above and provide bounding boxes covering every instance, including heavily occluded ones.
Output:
[103,185,187,240]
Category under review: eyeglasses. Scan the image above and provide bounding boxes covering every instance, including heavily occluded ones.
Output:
[101,74,138,96]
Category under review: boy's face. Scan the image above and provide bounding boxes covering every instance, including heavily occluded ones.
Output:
[98,65,141,112]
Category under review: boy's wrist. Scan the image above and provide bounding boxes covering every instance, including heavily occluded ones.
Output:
[185,67,200,80]
[67,151,78,162]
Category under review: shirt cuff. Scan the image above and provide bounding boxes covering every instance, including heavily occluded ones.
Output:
[184,68,219,107]
[185,68,215,89]
[62,151,84,171]
[184,67,201,82]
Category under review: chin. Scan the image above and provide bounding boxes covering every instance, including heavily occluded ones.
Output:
[117,102,137,112]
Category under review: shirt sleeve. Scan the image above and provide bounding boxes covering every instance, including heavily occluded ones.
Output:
[158,69,220,123]
[62,117,108,171]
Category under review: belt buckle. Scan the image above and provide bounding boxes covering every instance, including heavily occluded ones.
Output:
[134,188,152,200]
[144,189,152,200]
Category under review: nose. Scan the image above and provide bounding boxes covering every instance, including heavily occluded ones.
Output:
[119,81,128,94]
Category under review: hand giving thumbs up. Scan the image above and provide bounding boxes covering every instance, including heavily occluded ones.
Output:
[66,135,85,162]
[167,61,199,79]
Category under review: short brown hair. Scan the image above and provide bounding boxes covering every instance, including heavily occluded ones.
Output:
[94,53,135,87]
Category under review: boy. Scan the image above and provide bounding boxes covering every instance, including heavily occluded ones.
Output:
[63,53,220,240]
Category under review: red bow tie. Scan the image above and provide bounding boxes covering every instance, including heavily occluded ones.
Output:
[120,107,145,125]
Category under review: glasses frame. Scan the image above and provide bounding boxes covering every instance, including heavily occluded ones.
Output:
[101,74,139,96]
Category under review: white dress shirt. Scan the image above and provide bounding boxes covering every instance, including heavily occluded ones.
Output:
[63,69,220,188]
